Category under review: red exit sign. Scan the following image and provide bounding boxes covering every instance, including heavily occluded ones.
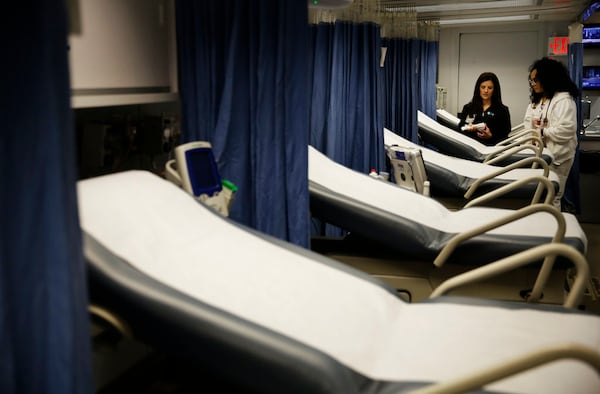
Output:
[548,36,569,56]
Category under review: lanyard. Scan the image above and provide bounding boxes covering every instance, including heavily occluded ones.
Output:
[534,97,552,124]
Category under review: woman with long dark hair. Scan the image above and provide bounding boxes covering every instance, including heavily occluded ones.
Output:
[524,57,579,210]
[458,72,512,146]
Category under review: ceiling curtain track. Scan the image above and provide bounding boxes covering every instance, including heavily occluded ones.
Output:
[309,2,439,42]
[175,0,311,248]
[309,0,439,144]
[380,6,440,142]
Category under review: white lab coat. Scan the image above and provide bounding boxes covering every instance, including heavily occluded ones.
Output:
[524,91,577,208]
[523,91,577,167]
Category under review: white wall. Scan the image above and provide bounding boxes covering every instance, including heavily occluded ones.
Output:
[68,0,178,107]
[438,21,571,127]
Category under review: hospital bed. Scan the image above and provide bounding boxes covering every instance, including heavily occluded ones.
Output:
[383,128,560,209]
[79,170,600,394]
[308,145,590,304]
[418,111,554,166]
[436,108,529,142]
[436,108,461,131]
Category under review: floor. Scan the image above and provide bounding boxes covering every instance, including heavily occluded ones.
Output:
[577,160,600,310]
[582,222,600,278]
[94,347,253,394]
[580,222,600,313]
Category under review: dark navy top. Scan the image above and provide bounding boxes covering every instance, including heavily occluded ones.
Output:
[458,102,511,146]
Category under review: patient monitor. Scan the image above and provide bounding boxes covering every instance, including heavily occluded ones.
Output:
[165,141,237,217]
[386,145,428,194]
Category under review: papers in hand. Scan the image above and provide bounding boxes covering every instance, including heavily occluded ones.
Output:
[461,123,485,131]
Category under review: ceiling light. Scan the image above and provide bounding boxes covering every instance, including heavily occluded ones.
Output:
[439,15,531,25]
[415,0,535,13]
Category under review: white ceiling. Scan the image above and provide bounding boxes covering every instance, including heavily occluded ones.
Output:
[378,1,595,26]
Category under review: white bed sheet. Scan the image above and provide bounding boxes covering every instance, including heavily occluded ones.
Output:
[308,146,586,250]
[78,171,600,393]
[418,111,554,161]
[384,128,560,184]
[436,108,461,127]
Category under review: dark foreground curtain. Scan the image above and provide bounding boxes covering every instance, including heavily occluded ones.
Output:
[1,1,93,393]
[566,30,583,214]
[418,39,439,118]
[176,0,310,247]
[382,38,419,143]
[308,21,384,173]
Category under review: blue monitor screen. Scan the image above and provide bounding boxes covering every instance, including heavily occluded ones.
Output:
[184,148,222,197]
[583,66,600,89]
[583,25,600,46]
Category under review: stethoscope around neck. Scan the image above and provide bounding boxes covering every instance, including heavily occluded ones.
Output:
[531,97,551,129]
[532,96,551,109]
[533,97,551,118]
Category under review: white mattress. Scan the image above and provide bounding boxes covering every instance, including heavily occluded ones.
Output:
[436,108,461,126]
[78,171,600,394]
[384,127,561,184]
[308,146,586,250]
[418,111,554,161]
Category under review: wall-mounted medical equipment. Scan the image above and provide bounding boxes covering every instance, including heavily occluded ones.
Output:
[386,145,429,195]
[435,85,447,110]
[582,23,600,46]
[582,97,592,121]
[582,66,600,90]
[165,141,237,217]
[380,47,387,68]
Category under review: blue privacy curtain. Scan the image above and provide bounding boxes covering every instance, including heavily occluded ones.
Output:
[307,18,383,237]
[382,37,419,142]
[382,19,439,142]
[1,1,92,393]
[417,23,439,118]
[308,21,384,173]
[176,0,310,247]
[566,22,583,213]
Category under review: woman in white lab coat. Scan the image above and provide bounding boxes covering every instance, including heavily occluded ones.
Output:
[524,57,579,210]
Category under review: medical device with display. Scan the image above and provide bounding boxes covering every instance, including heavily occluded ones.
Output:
[165,141,237,217]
